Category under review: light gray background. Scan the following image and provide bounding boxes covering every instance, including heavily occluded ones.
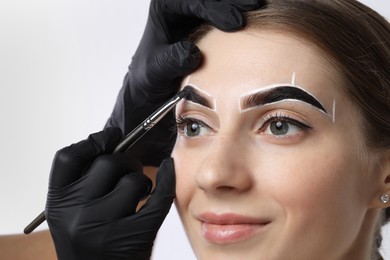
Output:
[0,1,389,259]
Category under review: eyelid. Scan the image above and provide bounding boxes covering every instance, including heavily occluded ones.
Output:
[176,101,219,126]
[258,113,312,132]
[176,115,210,128]
[176,112,217,129]
[240,100,332,123]
[177,98,218,115]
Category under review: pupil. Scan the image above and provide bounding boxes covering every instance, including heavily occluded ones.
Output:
[186,122,200,136]
[271,121,289,135]
[190,123,198,132]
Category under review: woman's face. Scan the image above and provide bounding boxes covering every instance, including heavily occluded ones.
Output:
[172,29,380,259]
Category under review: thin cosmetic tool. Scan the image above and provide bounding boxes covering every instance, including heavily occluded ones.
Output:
[24,88,188,234]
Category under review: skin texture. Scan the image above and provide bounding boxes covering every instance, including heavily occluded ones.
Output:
[172,28,387,260]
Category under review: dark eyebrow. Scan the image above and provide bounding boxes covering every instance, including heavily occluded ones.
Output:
[182,85,213,109]
[242,86,327,113]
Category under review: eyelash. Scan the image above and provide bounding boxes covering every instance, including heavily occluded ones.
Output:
[175,113,312,140]
[259,113,312,133]
[176,115,213,138]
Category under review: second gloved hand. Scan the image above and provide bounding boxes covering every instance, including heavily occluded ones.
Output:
[46,128,176,260]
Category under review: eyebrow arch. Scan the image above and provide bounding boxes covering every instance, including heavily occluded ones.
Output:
[182,85,213,109]
[241,86,327,113]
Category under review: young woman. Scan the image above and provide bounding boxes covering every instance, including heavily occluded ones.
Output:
[1,0,389,259]
[0,0,262,259]
[171,0,390,259]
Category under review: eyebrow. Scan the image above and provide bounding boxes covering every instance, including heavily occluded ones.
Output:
[182,85,213,109]
[241,86,327,113]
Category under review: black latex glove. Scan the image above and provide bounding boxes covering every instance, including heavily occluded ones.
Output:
[105,0,264,166]
[46,127,176,260]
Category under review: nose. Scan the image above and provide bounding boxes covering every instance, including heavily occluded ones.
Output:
[195,133,254,194]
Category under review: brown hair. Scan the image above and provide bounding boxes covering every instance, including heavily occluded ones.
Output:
[189,0,390,258]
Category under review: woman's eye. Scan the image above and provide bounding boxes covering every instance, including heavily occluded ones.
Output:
[176,117,212,138]
[185,122,202,137]
[267,120,298,136]
[260,116,312,138]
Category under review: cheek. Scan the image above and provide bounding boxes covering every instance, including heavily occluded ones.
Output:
[252,125,367,204]
[254,140,369,240]
[274,155,354,209]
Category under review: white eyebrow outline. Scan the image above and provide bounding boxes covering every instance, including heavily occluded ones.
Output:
[180,76,217,112]
[238,83,333,120]
[182,75,336,122]
[332,99,336,123]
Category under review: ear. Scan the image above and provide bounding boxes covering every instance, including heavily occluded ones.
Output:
[370,150,390,209]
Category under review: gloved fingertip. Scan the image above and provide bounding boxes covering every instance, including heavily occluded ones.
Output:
[210,9,244,32]
[154,157,176,195]
[257,0,267,8]
[177,41,202,71]
[141,174,153,200]
[207,0,266,31]
[188,42,201,55]
[137,158,175,218]
[157,157,175,178]
[188,43,201,62]
[232,0,266,12]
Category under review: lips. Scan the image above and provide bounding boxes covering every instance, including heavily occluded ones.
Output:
[197,212,270,244]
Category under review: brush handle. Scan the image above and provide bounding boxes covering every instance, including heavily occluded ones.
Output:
[24,211,45,234]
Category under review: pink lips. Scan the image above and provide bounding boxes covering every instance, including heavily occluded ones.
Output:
[197,213,270,244]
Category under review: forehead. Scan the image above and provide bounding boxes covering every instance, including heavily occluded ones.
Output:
[185,29,343,107]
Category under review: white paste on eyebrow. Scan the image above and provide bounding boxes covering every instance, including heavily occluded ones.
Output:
[183,82,218,112]
[291,72,296,86]
[332,99,336,123]
[238,83,312,110]
[238,83,331,119]
[182,75,191,87]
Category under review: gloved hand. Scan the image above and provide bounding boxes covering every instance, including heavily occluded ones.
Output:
[105,0,264,166]
[45,127,176,260]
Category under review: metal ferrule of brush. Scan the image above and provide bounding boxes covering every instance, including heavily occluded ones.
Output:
[143,95,182,130]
